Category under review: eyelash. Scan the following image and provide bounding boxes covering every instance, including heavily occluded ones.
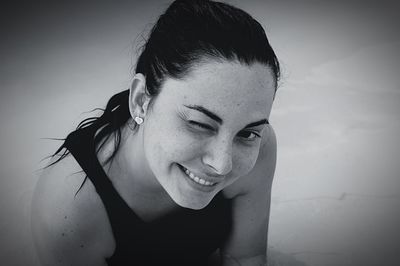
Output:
[188,121,261,141]
[188,121,214,131]
[238,131,261,141]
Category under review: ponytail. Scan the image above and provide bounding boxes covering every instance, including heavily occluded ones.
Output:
[45,0,280,182]
[46,89,131,169]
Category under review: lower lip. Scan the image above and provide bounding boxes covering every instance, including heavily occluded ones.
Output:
[177,164,217,193]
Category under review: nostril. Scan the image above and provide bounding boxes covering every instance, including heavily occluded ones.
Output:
[203,154,232,176]
[201,138,233,175]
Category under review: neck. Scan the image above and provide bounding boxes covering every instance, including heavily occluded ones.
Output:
[97,124,179,221]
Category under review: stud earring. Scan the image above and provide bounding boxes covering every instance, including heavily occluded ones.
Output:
[134,116,144,125]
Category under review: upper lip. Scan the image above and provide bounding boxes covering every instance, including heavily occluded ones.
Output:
[180,165,224,183]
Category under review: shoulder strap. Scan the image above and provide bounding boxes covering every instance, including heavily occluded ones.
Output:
[64,127,145,243]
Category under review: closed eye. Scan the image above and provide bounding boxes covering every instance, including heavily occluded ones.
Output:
[188,120,215,131]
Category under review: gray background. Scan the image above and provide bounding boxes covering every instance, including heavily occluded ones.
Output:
[1,0,399,265]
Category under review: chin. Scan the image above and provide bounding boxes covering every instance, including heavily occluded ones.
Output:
[156,163,223,210]
[177,201,210,210]
[171,193,214,210]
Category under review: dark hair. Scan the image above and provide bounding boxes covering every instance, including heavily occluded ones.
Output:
[48,0,280,177]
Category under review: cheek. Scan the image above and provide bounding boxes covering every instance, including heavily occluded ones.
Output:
[233,146,260,176]
[144,119,202,165]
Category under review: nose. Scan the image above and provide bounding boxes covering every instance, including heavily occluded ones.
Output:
[202,137,233,176]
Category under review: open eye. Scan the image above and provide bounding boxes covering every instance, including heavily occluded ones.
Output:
[237,130,260,141]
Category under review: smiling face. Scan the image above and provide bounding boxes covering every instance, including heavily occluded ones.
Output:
[136,60,276,209]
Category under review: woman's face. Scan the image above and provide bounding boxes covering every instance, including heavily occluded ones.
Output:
[141,60,276,209]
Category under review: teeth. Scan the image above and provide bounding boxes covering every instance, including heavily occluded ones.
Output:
[183,168,215,186]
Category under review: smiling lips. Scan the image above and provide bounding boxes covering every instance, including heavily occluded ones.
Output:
[181,166,216,187]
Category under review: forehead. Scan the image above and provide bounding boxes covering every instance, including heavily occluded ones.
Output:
[158,61,275,121]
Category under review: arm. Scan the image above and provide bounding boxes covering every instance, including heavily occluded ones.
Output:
[220,128,277,266]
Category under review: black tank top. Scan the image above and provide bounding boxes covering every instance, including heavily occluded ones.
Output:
[64,127,233,266]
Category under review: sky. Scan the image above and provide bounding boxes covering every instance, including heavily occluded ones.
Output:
[0,1,399,265]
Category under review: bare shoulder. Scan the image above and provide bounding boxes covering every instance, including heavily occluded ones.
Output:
[223,126,277,198]
[31,153,113,266]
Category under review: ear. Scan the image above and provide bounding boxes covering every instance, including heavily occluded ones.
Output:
[128,73,151,119]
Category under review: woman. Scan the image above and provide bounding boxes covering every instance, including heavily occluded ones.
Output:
[31,0,280,265]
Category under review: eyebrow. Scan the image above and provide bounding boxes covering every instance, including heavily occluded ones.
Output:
[184,104,223,124]
[245,119,269,128]
[184,104,269,128]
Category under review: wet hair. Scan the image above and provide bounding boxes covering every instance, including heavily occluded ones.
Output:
[48,0,280,176]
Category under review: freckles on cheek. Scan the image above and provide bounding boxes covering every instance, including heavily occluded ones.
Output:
[168,127,200,151]
[237,150,259,174]
[150,140,165,164]
[154,137,182,163]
